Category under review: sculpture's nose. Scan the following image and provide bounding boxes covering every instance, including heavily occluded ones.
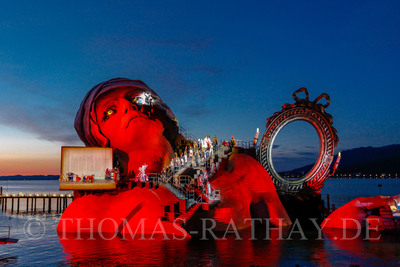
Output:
[124,101,139,114]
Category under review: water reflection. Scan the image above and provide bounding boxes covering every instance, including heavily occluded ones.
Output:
[58,227,324,266]
[58,226,400,266]
[0,255,17,265]
[61,236,190,266]
[59,228,288,265]
[323,228,400,263]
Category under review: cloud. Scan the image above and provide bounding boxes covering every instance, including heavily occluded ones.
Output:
[88,35,213,51]
[270,155,318,172]
[157,73,192,95]
[0,63,90,145]
[184,65,223,75]
[179,103,212,118]
[0,35,220,145]
[146,38,213,50]
[0,60,218,145]
[296,151,318,157]
[156,72,215,113]
[305,145,317,149]
[0,99,81,144]
[273,144,281,149]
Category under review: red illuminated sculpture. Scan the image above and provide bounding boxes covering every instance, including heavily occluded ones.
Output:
[322,195,400,232]
[57,78,291,237]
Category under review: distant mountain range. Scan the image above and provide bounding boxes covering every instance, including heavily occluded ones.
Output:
[0,175,59,180]
[285,144,400,176]
[2,144,400,179]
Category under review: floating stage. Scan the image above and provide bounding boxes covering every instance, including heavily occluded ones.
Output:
[59,180,116,191]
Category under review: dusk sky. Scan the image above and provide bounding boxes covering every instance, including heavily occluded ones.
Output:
[1,1,400,175]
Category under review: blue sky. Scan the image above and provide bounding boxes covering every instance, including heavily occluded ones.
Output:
[1,1,399,174]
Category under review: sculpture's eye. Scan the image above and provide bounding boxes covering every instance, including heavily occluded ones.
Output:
[102,108,116,122]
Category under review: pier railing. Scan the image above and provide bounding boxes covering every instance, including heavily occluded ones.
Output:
[0,193,73,214]
[236,140,255,149]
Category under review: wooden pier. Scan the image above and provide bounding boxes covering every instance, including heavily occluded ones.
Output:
[0,193,73,214]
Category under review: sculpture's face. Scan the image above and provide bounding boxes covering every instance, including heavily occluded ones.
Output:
[95,88,165,152]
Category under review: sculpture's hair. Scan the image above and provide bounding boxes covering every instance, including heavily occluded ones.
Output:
[74,78,179,148]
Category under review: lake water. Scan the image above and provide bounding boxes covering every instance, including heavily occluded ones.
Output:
[0,178,399,266]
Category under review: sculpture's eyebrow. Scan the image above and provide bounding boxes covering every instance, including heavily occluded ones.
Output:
[99,98,119,110]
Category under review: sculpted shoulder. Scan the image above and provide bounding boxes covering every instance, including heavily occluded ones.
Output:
[225,153,267,174]
[211,153,274,188]
[216,153,269,176]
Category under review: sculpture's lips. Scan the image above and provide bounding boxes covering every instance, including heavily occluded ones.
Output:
[126,115,146,128]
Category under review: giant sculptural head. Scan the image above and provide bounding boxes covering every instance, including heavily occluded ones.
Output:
[74,78,179,174]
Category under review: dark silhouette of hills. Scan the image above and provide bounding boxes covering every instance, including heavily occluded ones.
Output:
[3,144,400,179]
[0,175,59,180]
[288,144,400,176]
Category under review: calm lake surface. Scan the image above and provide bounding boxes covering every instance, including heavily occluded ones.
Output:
[0,178,399,266]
